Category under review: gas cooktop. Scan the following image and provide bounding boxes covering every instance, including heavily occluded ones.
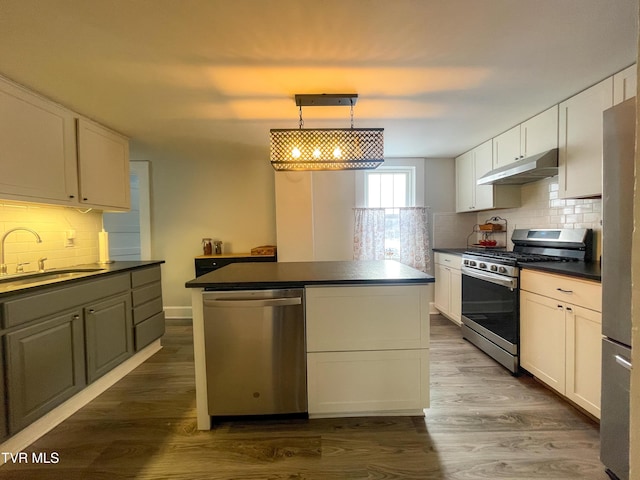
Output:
[465,250,575,264]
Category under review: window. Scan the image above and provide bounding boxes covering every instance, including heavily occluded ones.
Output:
[363,166,416,260]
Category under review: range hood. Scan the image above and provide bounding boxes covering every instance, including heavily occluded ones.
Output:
[476,148,559,185]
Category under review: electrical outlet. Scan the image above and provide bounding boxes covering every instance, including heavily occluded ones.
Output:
[65,229,76,247]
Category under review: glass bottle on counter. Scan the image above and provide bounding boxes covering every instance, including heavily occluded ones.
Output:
[202,238,213,255]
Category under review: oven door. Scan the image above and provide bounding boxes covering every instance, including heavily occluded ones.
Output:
[461,266,519,354]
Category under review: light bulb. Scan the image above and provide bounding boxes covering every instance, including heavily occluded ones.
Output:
[333,147,342,158]
[292,147,301,159]
[313,148,321,158]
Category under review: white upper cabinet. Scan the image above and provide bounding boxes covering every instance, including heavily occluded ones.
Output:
[613,64,637,105]
[456,140,520,213]
[558,77,613,198]
[493,106,558,168]
[492,125,521,168]
[0,75,130,211]
[455,150,475,212]
[520,105,559,157]
[77,118,130,210]
[473,139,495,210]
[0,79,78,204]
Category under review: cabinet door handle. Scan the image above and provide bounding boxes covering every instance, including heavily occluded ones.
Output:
[73,314,80,320]
[69,195,75,199]
[556,288,573,294]
[88,308,95,314]
[557,304,564,309]
[444,259,451,263]
[565,306,573,313]
[615,355,632,371]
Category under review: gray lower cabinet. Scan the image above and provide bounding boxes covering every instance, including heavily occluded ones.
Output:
[5,310,85,433]
[84,293,133,383]
[0,342,7,441]
[131,266,165,351]
[0,265,163,438]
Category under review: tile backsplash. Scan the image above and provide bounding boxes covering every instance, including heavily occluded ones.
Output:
[476,177,602,258]
[0,201,103,273]
[432,212,478,248]
[432,176,602,259]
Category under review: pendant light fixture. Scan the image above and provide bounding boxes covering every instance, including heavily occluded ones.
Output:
[270,94,384,171]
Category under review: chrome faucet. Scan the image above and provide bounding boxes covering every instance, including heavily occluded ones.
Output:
[0,227,43,275]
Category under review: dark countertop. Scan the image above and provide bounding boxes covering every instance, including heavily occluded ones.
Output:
[520,261,601,282]
[0,260,165,298]
[432,247,509,255]
[432,248,467,255]
[185,260,434,291]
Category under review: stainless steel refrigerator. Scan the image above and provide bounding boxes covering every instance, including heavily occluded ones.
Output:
[601,96,635,480]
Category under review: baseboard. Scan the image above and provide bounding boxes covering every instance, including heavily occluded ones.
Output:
[164,306,192,319]
[0,340,162,462]
[166,318,192,326]
[429,301,439,315]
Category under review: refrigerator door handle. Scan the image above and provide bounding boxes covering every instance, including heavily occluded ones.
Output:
[615,354,632,371]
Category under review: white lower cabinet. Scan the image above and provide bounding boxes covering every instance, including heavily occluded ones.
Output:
[565,304,602,416]
[434,252,462,325]
[520,291,567,392]
[307,349,429,415]
[520,270,602,418]
[305,284,430,417]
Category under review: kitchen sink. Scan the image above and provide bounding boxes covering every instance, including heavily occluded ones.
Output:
[0,268,106,288]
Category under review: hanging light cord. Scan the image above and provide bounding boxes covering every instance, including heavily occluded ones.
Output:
[350,99,354,129]
[298,105,304,129]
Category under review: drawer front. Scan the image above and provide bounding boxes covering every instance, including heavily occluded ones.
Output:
[306,285,429,352]
[194,258,235,277]
[133,297,163,325]
[135,311,165,350]
[521,269,602,312]
[131,265,161,288]
[132,282,162,307]
[2,273,130,329]
[307,349,429,415]
[434,252,461,269]
[194,255,276,276]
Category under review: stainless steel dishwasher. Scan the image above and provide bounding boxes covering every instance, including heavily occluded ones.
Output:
[202,289,307,416]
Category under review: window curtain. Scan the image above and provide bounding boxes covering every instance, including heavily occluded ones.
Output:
[399,207,431,273]
[353,207,431,273]
[353,208,386,260]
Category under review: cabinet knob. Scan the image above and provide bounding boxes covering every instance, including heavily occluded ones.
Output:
[565,307,573,313]
[83,197,88,201]
[88,308,95,314]
[73,314,80,320]
[69,195,75,199]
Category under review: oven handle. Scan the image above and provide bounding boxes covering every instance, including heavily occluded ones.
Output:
[461,266,518,290]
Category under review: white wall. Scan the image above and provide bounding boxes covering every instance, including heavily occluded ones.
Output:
[274,158,460,273]
[274,172,315,262]
[150,155,276,312]
[630,50,639,480]
[312,171,356,261]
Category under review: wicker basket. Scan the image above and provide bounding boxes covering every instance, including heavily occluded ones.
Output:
[478,223,503,231]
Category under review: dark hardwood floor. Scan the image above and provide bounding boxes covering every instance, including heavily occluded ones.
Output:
[1,315,608,479]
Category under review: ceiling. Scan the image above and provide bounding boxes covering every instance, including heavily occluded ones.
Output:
[0,0,637,162]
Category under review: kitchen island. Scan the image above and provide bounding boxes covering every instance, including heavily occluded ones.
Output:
[186,260,434,430]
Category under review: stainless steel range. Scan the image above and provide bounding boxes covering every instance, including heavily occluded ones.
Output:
[461,228,593,373]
